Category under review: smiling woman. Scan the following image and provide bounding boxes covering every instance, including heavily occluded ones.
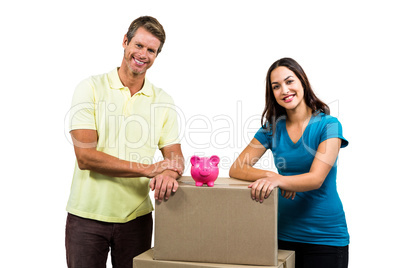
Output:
[230,58,350,268]
[271,67,304,109]
[262,57,329,127]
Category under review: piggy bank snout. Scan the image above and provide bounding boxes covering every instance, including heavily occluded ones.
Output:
[199,166,211,176]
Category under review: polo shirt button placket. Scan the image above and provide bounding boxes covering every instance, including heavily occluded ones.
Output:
[122,88,132,117]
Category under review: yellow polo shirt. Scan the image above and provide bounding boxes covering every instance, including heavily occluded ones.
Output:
[67,68,180,223]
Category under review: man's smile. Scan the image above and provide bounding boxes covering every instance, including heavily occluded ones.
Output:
[134,57,146,66]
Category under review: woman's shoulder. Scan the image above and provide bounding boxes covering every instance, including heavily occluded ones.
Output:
[257,123,274,136]
[312,112,348,147]
[311,112,342,125]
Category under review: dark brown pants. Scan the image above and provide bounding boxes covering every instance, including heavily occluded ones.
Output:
[65,213,152,268]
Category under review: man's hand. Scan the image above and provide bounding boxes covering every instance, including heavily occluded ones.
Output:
[149,171,179,201]
[149,144,184,201]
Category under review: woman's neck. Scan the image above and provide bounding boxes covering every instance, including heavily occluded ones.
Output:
[286,106,313,125]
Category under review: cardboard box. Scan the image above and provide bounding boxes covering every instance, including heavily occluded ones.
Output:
[154,176,278,266]
[133,248,295,268]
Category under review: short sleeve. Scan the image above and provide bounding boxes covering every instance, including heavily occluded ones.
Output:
[158,97,180,149]
[69,79,97,132]
[254,125,273,149]
[320,116,348,148]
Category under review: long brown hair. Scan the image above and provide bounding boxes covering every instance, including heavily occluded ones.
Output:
[261,57,329,129]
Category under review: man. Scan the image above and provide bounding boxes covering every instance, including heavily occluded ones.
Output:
[65,16,184,268]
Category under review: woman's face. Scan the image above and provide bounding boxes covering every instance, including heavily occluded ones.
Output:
[270,66,306,111]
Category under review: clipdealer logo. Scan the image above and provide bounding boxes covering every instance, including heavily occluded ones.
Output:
[64,100,265,150]
[64,99,343,170]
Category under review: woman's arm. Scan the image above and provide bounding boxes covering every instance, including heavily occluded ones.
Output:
[229,138,276,181]
[249,138,342,202]
[230,138,295,201]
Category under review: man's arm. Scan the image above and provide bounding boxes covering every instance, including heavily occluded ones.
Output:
[150,144,185,201]
[71,129,183,178]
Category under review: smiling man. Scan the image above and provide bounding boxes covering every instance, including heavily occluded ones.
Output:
[65,16,184,268]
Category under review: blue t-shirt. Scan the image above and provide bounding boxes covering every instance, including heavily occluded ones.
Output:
[254,112,349,246]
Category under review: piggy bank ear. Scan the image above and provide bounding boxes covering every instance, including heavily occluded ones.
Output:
[190,155,201,166]
[209,155,220,166]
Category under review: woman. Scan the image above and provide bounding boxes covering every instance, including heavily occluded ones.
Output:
[229,58,349,268]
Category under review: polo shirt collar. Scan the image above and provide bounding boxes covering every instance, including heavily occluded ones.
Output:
[107,67,153,97]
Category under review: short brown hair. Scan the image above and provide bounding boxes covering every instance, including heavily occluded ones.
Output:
[126,16,166,54]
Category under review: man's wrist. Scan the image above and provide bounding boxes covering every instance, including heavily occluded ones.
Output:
[160,169,181,180]
[130,162,153,178]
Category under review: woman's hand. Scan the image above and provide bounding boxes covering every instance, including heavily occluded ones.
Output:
[248,174,281,203]
[281,189,296,200]
[248,173,298,202]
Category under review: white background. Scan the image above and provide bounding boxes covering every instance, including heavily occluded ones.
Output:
[1,0,401,267]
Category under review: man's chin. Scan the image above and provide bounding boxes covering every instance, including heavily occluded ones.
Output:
[129,66,147,76]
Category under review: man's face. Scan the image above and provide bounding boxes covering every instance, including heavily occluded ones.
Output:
[122,27,161,75]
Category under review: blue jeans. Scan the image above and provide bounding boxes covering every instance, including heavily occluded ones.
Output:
[65,213,152,268]
[279,240,349,268]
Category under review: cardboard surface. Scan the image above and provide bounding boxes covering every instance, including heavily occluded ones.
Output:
[154,176,278,266]
[133,248,295,268]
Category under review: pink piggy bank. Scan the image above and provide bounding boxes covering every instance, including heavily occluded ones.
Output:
[190,155,220,187]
